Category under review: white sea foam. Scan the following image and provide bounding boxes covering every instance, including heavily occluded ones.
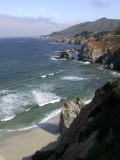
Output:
[41,75,47,78]
[54,51,61,53]
[0,91,33,121]
[40,108,61,124]
[112,72,117,75]
[1,116,15,122]
[112,71,120,76]
[16,125,36,131]
[41,70,66,78]
[84,99,92,105]
[61,76,88,81]
[51,57,58,61]
[3,124,37,132]
[25,108,31,112]
[79,61,90,64]
[0,90,13,95]
[48,73,54,76]
[32,90,61,107]
[41,73,55,78]
[51,56,66,61]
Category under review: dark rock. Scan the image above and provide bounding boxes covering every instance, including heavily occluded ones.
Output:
[60,51,74,60]
[55,56,62,60]
[103,64,109,69]
[102,59,106,64]
[55,50,75,60]
[77,44,95,63]
[69,48,76,53]
[74,47,81,52]
[59,98,84,134]
[78,42,120,71]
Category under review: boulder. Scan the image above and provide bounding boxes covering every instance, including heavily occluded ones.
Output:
[59,98,84,134]
[55,50,74,60]
[74,47,81,52]
[60,51,74,60]
[103,64,109,70]
[109,63,114,70]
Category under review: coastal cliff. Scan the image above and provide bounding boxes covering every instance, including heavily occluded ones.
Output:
[78,35,120,70]
[32,76,120,160]
[54,29,120,71]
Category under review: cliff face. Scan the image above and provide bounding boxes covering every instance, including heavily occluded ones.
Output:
[78,36,120,70]
[32,76,120,160]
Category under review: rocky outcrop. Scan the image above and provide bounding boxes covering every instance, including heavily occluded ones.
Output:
[32,76,120,160]
[78,37,120,70]
[59,98,84,134]
[78,43,106,63]
[55,51,74,60]
[100,47,120,70]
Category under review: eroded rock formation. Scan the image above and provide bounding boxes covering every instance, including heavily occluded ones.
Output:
[55,51,74,60]
[59,98,84,134]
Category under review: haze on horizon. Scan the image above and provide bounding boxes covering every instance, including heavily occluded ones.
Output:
[0,0,120,38]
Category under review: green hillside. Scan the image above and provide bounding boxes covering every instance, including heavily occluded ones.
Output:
[50,18,120,38]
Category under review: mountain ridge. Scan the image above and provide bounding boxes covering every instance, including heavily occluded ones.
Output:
[50,18,120,38]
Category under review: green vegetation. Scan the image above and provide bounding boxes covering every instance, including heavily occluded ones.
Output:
[109,75,120,84]
[112,37,120,44]
[74,31,93,39]
[94,31,110,38]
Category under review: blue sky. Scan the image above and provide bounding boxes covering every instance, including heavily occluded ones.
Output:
[0,0,120,37]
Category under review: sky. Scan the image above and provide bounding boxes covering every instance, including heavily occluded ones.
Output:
[0,0,120,37]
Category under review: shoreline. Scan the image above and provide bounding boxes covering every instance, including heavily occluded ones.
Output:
[0,113,60,160]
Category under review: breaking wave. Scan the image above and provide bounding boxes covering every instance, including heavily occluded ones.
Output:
[61,76,88,81]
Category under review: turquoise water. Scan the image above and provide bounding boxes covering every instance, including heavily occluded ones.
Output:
[0,38,116,131]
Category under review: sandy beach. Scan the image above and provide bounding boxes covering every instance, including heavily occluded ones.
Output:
[0,114,60,160]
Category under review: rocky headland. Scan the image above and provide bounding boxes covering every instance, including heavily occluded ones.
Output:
[32,75,120,160]
[56,30,120,71]
[77,33,120,70]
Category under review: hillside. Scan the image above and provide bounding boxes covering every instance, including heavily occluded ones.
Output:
[50,18,120,38]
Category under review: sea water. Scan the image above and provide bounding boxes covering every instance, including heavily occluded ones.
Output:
[0,37,117,132]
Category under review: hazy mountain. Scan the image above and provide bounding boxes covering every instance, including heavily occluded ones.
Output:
[50,18,120,38]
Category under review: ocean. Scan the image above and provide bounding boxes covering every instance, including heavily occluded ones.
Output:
[0,37,117,132]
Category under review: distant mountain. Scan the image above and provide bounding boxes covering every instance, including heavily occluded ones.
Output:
[50,18,120,38]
